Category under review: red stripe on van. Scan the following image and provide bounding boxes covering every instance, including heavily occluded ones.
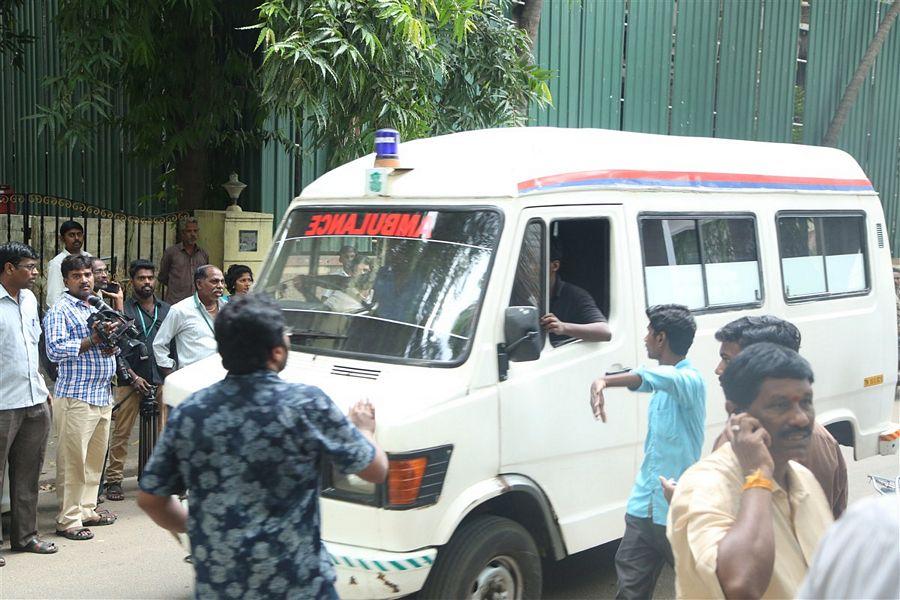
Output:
[517,169,874,194]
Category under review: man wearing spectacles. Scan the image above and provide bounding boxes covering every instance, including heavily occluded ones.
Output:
[91,257,124,312]
[0,242,58,564]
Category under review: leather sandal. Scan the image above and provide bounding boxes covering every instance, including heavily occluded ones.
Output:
[12,537,59,554]
[55,527,94,541]
[105,482,125,501]
[83,513,116,527]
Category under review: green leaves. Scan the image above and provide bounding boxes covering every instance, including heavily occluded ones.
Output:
[257,0,551,165]
[1,0,36,69]
[38,0,551,208]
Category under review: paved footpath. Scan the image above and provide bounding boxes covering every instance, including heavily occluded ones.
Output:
[1,478,194,599]
[2,405,897,598]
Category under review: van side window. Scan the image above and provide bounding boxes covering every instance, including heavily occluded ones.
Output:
[509,220,545,314]
[550,218,611,347]
[640,215,761,310]
[777,214,868,299]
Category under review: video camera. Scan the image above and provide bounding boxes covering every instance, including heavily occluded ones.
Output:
[86,296,150,381]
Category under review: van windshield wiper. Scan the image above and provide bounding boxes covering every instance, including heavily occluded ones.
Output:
[289,330,348,341]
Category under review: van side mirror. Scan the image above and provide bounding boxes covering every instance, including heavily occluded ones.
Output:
[504,306,543,362]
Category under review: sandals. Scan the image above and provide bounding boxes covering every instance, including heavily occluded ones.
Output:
[56,527,94,541]
[12,537,59,554]
[105,482,125,501]
[83,513,117,527]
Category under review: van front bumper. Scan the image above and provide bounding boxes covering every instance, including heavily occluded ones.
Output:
[326,541,436,600]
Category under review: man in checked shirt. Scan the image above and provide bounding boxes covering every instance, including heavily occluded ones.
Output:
[43,254,119,541]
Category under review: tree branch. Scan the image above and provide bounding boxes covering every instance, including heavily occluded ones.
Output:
[822,0,900,147]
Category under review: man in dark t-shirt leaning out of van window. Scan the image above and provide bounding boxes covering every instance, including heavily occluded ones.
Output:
[541,241,612,346]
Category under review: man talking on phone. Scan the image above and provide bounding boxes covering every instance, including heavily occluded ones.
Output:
[667,343,831,599]
[91,257,124,312]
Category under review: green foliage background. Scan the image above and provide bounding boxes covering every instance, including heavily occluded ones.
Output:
[35,0,551,207]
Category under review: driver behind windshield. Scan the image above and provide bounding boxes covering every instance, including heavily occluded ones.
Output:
[323,256,374,313]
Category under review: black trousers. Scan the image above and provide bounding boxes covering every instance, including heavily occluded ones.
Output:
[0,403,51,548]
[615,513,674,600]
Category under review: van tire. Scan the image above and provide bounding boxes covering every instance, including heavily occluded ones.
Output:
[420,515,542,600]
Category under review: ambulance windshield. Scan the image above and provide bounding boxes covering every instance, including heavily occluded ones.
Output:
[256,208,502,364]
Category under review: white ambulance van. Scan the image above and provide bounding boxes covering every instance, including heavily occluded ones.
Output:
[165,128,900,599]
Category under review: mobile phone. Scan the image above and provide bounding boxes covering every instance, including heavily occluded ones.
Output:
[104,281,120,294]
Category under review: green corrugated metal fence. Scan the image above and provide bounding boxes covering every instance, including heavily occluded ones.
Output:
[804,0,900,243]
[2,0,899,249]
[529,0,900,253]
[0,0,159,215]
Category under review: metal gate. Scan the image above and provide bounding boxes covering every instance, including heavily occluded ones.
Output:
[0,192,187,305]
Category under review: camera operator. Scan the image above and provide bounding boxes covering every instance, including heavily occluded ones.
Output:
[43,254,119,541]
[91,257,124,313]
[105,259,171,502]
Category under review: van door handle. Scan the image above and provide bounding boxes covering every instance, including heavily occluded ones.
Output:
[606,364,631,375]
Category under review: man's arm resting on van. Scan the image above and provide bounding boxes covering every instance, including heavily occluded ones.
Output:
[589,372,643,422]
[541,313,612,342]
[348,400,389,484]
[137,492,188,534]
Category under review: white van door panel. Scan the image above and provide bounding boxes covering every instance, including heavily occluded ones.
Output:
[499,204,642,554]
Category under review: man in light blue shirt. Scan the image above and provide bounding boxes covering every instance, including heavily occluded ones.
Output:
[0,242,57,565]
[590,304,705,600]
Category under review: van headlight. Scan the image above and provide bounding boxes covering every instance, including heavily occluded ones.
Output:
[330,470,377,499]
[321,445,453,510]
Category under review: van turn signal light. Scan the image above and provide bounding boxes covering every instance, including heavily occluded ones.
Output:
[387,456,428,505]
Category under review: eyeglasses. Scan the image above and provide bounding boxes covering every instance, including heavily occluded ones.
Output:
[92,268,109,275]
[16,263,39,273]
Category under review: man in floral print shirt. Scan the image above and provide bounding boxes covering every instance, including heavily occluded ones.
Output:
[137,294,388,599]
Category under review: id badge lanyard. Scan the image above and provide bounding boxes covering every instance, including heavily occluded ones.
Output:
[194,293,216,334]
[136,304,159,338]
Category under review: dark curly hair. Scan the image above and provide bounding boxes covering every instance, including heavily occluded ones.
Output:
[224,264,253,295]
[215,294,286,374]
[715,315,801,352]
[646,304,695,355]
[719,342,814,408]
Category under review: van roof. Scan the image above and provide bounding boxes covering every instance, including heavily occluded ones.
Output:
[299,127,874,200]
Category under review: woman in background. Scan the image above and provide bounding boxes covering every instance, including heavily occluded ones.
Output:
[225,264,254,298]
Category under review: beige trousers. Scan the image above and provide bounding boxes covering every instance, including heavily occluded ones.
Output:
[55,397,112,530]
[107,385,166,483]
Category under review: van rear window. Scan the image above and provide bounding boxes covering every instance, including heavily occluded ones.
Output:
[640,215,762,310]
[776,213,868,299]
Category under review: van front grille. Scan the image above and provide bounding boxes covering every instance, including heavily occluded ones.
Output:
[331,365,381,380]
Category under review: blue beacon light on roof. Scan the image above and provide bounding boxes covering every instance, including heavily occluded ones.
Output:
[374,128,399,158]
[374,128,401,168]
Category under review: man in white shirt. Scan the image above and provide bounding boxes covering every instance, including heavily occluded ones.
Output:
[44,221,90,309]
[153,265,226,395]
[0,242,58,564]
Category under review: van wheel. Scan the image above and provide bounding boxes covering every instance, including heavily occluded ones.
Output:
[421,515,542,600]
